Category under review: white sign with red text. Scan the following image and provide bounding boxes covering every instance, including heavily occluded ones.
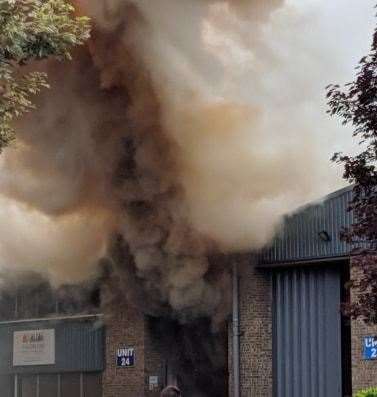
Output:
[13,329,55,366]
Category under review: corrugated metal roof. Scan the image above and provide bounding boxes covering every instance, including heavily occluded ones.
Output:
[260,186,353,265]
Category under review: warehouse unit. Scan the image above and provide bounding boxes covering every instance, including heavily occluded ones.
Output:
[0,315,104,397]
[3,185,377,397]
[0,271,214,397]
[0,279,171,397]
[0,279,104,397]
[231,186,377,397]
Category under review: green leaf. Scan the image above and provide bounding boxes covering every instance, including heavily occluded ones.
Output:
[0,0,90,152]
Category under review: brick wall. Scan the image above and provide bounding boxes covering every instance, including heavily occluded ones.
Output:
[104,259,274,397]
[229,259,273,397]
[351,262,377,394]
[102,305,166,397]
[351,318,377,393]
[102,305,146,397]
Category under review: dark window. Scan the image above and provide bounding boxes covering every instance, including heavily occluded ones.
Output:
[89,288,101,310]
[15,279,56,319]
[36,285,57,317]
[0,291,16,321]
[57,286,86,315]
[83,372,102,397]
[20,374,37,397]
[61,373,80,397]
[39,374,58,397]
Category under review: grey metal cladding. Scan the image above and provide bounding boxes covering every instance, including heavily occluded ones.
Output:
[260,186,353,264]
[0,316,104,374]
[272,266,342,397]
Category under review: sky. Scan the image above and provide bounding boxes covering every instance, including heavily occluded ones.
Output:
[202,0,377,197]
[285,0,376,169]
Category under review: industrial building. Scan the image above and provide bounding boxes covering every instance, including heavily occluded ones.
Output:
[0,281,104,397]
[0,185,377,396]
[232,185,377,396]
[0,271,226,396]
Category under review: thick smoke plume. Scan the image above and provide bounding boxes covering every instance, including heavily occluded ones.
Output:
[0,0,372,320]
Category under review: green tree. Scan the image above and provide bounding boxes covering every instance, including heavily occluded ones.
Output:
[327,13,377,321]
[0,0,90,151]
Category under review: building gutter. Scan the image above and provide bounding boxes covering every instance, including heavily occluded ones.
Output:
[0,313,103,326]
[257,255,349,269]
[232,262,240,397]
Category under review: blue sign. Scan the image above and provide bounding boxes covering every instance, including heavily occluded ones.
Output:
[363,337,377,360]
[117,347,135,367]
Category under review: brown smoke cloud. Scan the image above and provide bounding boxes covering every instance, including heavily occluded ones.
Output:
[0,0,360,320]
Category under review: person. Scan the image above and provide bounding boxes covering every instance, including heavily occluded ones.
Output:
[160,385,182,397]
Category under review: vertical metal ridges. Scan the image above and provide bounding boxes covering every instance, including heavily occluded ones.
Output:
[272,266,342,397]
[0,318,104,374]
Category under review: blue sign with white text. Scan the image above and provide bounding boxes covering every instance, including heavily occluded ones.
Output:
[363,336,377,360]
[117,347,135,367]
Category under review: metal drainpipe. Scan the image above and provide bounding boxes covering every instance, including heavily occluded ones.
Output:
[14,374,18,397]
[232,262,240,397]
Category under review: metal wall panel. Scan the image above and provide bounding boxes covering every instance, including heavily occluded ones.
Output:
[0,316,104,374]
[273,266,342,397]
[261,186,353,265]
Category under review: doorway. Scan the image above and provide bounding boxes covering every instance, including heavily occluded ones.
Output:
[272,264,347,397]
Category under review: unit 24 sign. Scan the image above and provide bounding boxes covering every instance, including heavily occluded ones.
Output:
[117,347,135,367]
[363,337,377,360]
